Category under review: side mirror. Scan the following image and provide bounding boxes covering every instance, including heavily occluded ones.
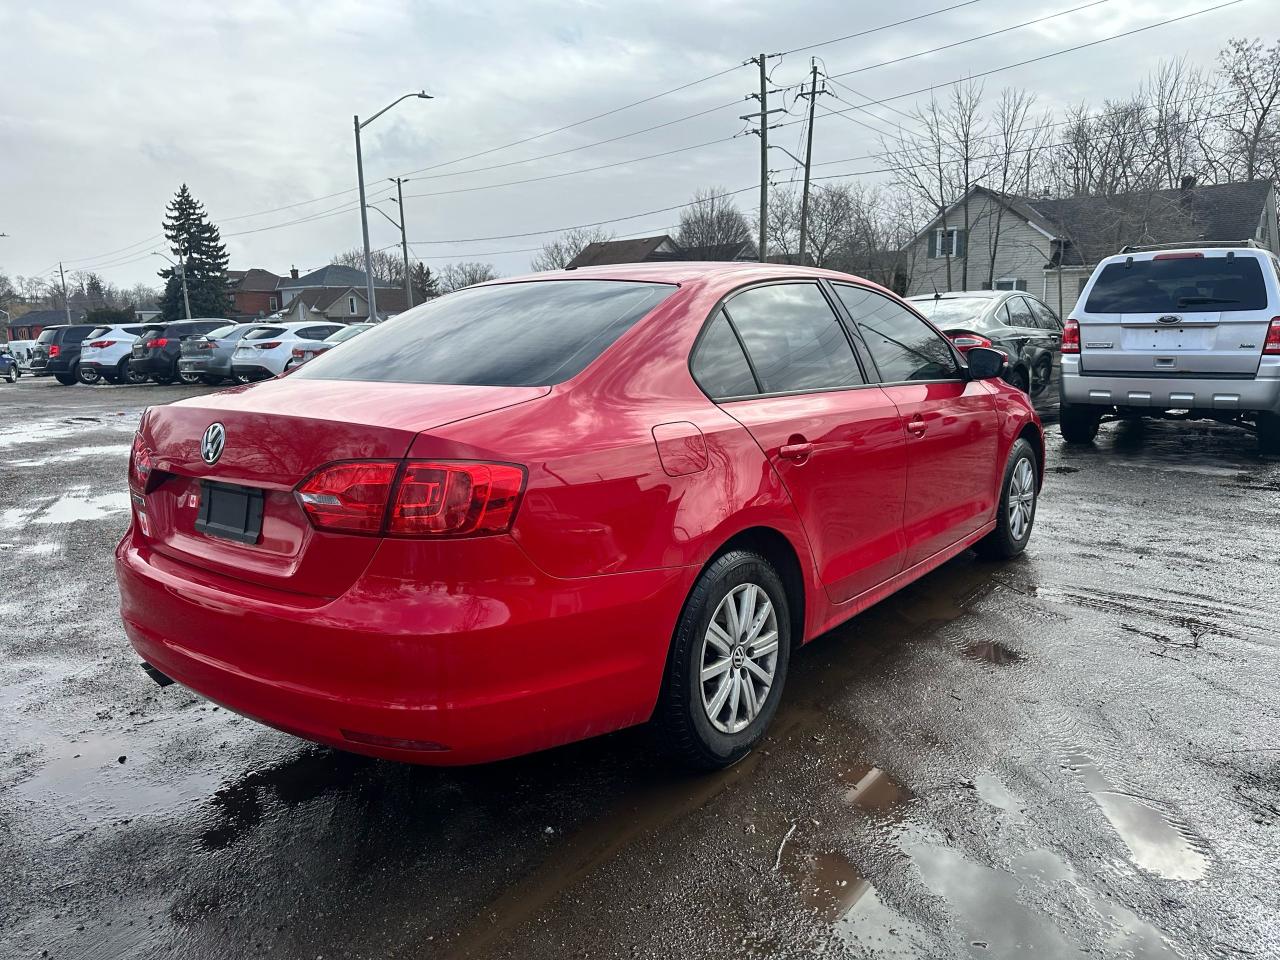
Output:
[966,345,1008,380]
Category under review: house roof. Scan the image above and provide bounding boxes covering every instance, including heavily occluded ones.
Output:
[290,286,411,316]
[567,236,678,268]
[277,264,398,290]
[4,308,85,329]
[228,268,283,292]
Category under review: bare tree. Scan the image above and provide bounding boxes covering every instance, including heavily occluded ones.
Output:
[675,187,753,254]
[331,247,407,285]
[531,226,614,271]
[758,187,802,263]
[1217,37,1280,183]
[439,262,499,293]
[982,88,1051,287]
[1142,58,1218,189]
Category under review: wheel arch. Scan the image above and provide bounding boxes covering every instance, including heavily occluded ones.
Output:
[1016,421,1046,489]
[703,525,806,653]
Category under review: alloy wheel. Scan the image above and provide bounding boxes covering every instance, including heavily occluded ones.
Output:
[1007,456,1036,540]
[699,583,779,734]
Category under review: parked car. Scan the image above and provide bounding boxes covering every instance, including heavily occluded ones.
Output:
[230,322,347,381]
[0,351,19,383]
[908,291,1063,407]
[117,264,1043,770]
[30,324,96,385]
[178,322,270,385]
[130,319,230,384]
[1061,243,1280,453]
[79,324,164,385]
[284,323,374,369]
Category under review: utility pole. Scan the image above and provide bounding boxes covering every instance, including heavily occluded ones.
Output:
[392,177,414,309]
[58,262,72,323]
[797,61,821,264]
[177,254,192,320]
[741,55,784,263]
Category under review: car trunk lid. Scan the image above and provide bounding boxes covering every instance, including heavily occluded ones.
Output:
[135,377,549,597]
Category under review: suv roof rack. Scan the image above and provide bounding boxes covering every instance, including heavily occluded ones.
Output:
[1118,239,1260,253]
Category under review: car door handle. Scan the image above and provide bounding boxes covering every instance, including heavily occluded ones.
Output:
[906,417,928,437]
[778,442,814,462]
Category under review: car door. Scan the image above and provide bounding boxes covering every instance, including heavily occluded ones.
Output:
[833,283,1000,568]
[1025,297,1064,397]
[696,284,909,604]
[1003,296,1056,398]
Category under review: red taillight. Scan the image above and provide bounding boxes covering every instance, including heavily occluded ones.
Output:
[129,433,154,492]
[296,462,398,534]
[1061,319,1081,355]
[49,344,60,358]
[196,341,214,350]
[150,338,169,348]
[255,341,282,350]
[295,460,526,537]
[1264,318,1280,356]
[291,348,306,358]
[946,332,992,353]
[1153,252,1204,260]
[89,340,116,348]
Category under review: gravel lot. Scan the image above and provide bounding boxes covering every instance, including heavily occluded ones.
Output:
[2,375,1278,959]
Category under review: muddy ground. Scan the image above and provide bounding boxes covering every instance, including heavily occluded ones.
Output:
[1,375,1277,959]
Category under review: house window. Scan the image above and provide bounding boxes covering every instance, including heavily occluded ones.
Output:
[269,296,278,311]
[930,227,965,259]
[994,278,1027,291]
[349,296,357,314]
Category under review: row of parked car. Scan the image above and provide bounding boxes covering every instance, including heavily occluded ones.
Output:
[11,319,372,387]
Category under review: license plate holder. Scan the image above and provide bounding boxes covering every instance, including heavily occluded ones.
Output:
[195,480,264,545]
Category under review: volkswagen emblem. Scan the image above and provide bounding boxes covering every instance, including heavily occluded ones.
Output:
[1156,314,1182,325]
[201,422,226,465]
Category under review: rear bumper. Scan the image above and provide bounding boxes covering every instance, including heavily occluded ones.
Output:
[231,362,279,380]
[179,356,233,377]
[31,357,73,376]
[115,529,695,765]
[130,354,173,377]
[1061,356,1280,414]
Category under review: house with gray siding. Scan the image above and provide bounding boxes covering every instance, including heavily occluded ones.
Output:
[905,179,1279,318]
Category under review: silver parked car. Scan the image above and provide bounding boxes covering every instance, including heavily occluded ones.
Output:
[1061,242,1280,453]
[177,322,267,385]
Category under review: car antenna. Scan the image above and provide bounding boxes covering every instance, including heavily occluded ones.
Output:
[932,283,941,300]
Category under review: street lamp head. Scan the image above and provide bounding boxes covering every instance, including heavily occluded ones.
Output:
[416,91,433,99]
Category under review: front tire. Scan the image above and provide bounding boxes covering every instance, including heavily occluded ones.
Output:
[4,366,16,384]
[78,363,101,385]
[974,438,1039,560]
[1060,400,1102,444]
[656,550,791,770]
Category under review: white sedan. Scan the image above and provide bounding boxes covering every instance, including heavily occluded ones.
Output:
[230,322,347,382]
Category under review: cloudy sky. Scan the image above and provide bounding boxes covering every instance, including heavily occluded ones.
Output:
[0,0,1272,290]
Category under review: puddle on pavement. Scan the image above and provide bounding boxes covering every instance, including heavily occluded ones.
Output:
[1063,751,1209,882]
[962,639,1024,664]
[842,765,912,812]
[0,413,138,450]
[973,773,1025,822]
[34,490,130,524]
[10,442,133,468]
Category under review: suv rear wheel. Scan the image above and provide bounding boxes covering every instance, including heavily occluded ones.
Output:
[54,368,77,386]
[1060,401,1102,444]
[77,363,101,385]
[657,550,791,770]
[1258,413,1280,455]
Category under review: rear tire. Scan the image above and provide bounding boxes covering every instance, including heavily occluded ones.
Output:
[121,359,149,385]
[1030,358,1052,398]
[1258,413,1280,455]
[974,438,1039,560]
[177,369,203,386]
[201,374,223,386]
[1060,401,1102,444]
[54,370,77,386]
[78,363,101,385]
[656,550,791,771]
[1005,366,1030,394]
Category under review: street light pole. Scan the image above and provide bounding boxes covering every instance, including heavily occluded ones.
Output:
[58,262,72,324]
[151,251,192,319]
[394,177,413,309]
[354,91,431,323]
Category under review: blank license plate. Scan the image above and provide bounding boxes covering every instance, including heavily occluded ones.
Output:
[195,481,264,545]
[1122,327,1210,351]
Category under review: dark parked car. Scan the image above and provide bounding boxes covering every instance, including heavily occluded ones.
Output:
[130,319,229,384]
[0,350,19,383]
[908,291,1063,408]
[178,322,268,385]
[30,324,96,385]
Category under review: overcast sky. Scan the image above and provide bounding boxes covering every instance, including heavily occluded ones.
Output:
[0,0,1273,290]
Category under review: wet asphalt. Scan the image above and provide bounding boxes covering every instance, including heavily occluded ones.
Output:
[1,375,1278,960]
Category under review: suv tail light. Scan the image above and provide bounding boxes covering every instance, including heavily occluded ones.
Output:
[1061,319,1081,354]
[48,344,61,358]
[150,338,170,348]
[89,340,116,348]
[296,460,526,537]
[1264,318,1280,356]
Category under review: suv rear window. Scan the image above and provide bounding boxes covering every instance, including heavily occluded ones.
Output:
[1085,257,1268,313]
[295,280,677,386]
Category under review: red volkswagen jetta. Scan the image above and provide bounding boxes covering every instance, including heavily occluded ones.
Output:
[117,263,1043,769]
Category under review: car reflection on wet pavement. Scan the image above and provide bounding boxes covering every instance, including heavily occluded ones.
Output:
[2,377,1278,959]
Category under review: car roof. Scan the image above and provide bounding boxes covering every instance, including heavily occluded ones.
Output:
[1097,246,1268,266]
[485,260,893,288]
[906,291,1004,301]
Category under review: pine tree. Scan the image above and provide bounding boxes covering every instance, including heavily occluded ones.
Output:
[411,262,442,301]
[158,184,232,320]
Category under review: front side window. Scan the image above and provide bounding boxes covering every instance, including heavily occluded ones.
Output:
[1085,256,1268,313]
[691,310,757,400]
[294,280,676,387]
[723,283,863,394]
[836,284,959,383]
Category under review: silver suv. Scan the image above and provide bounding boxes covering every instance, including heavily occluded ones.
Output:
[1060,243,1280,453]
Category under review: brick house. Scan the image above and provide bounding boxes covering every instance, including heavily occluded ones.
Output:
[227,269,284,319]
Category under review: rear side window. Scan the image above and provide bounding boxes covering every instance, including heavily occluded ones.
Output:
[836,284,959,382]
[1003,297,1035,328]
[1085,257,1268,313]
[87,327,113,339]
[294,280,676,386]
[1027,299,1060,329]
[691,310,758,400]
[723,283,863,394]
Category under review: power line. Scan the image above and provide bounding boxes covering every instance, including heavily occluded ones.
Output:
[774,0,993,57]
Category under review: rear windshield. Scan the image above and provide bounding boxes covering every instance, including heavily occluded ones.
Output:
[910,297,999,331]
[294,280,677,386]
[37,329,59,344]
[1085,257,1268,313]
[205,324,239,339]
[87,326,113,339]
[244,327,286,340]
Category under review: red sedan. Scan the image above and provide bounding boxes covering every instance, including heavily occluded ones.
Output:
[117,263,1043,769]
